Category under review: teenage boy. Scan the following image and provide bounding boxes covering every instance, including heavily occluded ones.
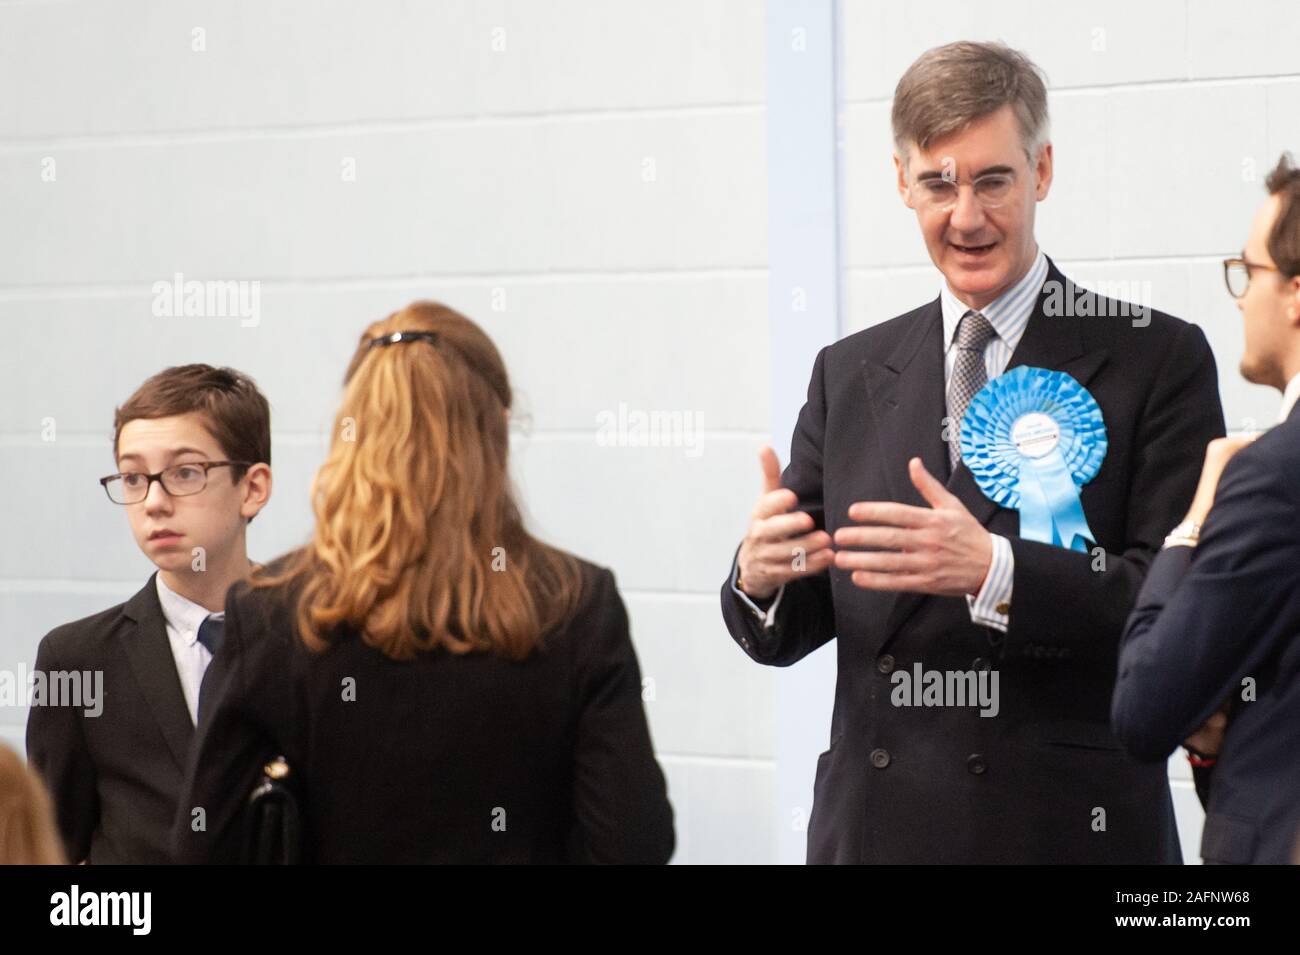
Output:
[26,364,271,863]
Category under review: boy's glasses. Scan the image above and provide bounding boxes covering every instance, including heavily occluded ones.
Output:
[99,461,250,505]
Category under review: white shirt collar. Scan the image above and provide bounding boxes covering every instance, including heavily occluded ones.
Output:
[155,573,223,646]
[940,247,1048,354]
[1280,371,1300,423]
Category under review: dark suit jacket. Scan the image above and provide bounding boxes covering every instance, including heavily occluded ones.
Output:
[721,257,1225,863]
[171,555,674,864]
[1113,401,1300,864]
[26,574,195,864]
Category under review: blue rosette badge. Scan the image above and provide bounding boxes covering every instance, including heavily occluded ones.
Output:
[959,366,1106,552]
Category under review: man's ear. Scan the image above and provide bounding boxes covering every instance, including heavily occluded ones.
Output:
[1034,142,1054,201]
[1287,274,1300,326]
[239,463,272,523]
[894,152,915,210]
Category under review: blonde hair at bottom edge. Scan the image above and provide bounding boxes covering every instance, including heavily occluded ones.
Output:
[0,742,67,864]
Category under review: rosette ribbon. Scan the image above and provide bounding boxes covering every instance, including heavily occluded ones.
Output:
[958,366,1106,552]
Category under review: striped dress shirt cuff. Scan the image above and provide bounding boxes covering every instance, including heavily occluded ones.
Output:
[730,553,786,630]
[966,533,1013,632]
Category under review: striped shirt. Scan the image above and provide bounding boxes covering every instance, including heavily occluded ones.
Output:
[939,247,1048,632]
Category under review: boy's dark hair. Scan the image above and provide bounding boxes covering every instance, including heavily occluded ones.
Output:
[113,364,271,485]
[1265,152,1300,280]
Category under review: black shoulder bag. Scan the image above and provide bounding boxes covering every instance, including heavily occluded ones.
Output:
[245,755,303,864]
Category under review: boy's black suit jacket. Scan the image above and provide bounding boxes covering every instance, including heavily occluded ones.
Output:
[27,574,194,863]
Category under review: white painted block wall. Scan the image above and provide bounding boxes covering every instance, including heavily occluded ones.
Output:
[0,0,773,865]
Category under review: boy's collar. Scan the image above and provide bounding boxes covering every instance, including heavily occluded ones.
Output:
[155,573,224,645]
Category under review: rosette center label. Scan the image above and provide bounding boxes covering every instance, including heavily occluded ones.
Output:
[1010,412,1060,459]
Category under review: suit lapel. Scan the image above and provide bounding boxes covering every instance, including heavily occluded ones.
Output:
[862,297,950,503]
[120,573,195,771]
[860,299,948,650]
[864,259,1110,650]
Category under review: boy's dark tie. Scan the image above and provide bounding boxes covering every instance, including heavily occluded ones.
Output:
[197,615,225,657]
[196,616,226,720]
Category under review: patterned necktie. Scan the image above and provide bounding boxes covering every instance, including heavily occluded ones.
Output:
[197,615,225,657]
[947,310,997,472]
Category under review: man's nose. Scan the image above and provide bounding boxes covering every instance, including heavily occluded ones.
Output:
[143,478,173,513]
[949,184,985,232]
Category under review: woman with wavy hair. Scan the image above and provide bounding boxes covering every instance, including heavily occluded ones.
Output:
[172,301,673,864]
[0,743,66,864]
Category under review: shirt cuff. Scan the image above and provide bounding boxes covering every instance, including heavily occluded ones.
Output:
[966,533,1013,632]
[730,555,785,630]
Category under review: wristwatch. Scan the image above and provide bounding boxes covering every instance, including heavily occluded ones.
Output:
[1163,519,1201,549]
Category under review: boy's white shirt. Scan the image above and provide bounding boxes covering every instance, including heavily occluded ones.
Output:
[154,573,222,726]
[1279,371,1300,422]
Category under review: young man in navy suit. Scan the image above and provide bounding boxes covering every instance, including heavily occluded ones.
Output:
[26,364,272,863]
[1113,153,1300,865]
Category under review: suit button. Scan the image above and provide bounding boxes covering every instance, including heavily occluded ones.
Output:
[876,654,896,674]
[870,748,891,769]
[972,656,990,671]
[967,754,986,775]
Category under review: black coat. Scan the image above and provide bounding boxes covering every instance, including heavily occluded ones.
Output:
[27,575,196,863]
[172,556,674,864]
[721,258,1225,863]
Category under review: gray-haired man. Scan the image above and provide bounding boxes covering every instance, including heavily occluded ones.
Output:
[722,41,1225,863]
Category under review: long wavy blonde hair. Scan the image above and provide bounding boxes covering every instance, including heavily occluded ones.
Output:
[256,301,583,661]
[0,744,66,864]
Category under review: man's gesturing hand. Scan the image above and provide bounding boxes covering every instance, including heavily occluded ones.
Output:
[833,456,993,597]
[735,446,834,601]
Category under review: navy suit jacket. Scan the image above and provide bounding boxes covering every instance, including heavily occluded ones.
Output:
[1113,400,1300,864]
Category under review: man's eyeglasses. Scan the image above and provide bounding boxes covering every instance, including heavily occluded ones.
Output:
[99,461,250,505]
[1223,255,1279,299]
[909,172,1017,213]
